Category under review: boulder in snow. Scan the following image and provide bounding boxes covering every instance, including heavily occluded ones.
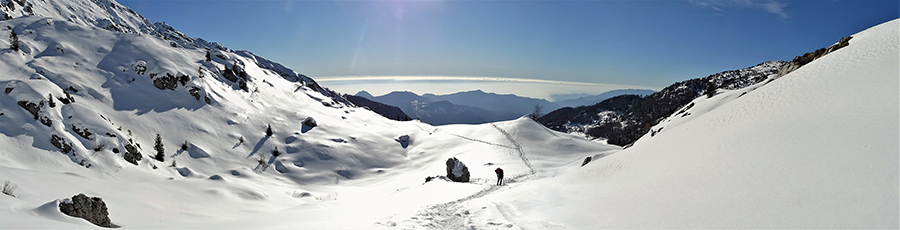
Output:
[123,143,141,165]
[58,193,112,228]
[303,117,317,128]
[445,157,470,182]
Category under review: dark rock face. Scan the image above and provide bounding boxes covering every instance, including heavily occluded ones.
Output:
[58,193,112,228]
[189,87,202,100]
[72,125,93,140]
[445,157,470,182]
[778,36,852,77]
[581,156,592,167]
[222,68,238,82]
[123,143,141,165]
[17,100,42,120]
[152,73,178,90]
[50,134,73,154]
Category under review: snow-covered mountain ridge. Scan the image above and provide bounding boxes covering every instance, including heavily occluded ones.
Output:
[0,0,896,228]
[540,60,786,146]
[1,0,343,98]
[0,0,618,227]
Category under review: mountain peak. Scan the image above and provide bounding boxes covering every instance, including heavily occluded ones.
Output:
[355,90,374,98]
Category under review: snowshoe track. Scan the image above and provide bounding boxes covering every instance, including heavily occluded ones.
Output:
[406,123,537,229]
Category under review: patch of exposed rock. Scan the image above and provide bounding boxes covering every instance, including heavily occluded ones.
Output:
[778,36,852,77]
[58,193,112,228]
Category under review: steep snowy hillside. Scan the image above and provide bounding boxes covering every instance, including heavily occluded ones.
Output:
[0,1,620,228]
[469,19,899,228]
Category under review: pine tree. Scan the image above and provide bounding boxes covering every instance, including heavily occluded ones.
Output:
[265,124,273,136]
[154,133,165,162]
[181,140,188,151]
[272,147,280,157]
[48,93,56,108]
[9,29,19,51]
[705,81,717,98]
[205,50,211,62]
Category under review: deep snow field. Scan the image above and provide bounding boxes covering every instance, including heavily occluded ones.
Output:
[1,1,897,228]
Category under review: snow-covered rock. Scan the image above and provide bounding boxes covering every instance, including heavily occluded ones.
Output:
[58,193,111,228]
[445,157,470,182]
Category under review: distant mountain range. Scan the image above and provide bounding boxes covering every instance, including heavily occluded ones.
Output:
[554,89,655,108]
[356,89,654,125]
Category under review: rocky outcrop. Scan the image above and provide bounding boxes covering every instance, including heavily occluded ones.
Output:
[778,36,852,77]
[222,68,238,82]
[17,100,42,120]
[445,157,470,182]
[50,135,73,154]
[123,143,141,165]
[152,73,178,90]
[58,193,112,228]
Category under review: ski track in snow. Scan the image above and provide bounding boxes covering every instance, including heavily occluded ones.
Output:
[446,133,516,150]
[402,123,538,229]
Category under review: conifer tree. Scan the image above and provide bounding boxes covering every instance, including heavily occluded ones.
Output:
[48,93,56,108]
[265,124,273,136]
[9,29,18,51]
[154,133,165,162]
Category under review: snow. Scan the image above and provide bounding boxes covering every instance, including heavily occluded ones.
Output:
[458,19,899,229]
[1,0,897,228]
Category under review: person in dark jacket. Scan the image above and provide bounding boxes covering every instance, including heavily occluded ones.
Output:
[495,167,504,186]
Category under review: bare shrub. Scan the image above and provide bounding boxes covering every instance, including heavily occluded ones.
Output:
[2,180,17,197]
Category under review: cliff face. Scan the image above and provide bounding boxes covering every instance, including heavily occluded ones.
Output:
[778,36,853,77]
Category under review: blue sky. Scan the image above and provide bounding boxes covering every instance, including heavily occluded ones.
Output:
[119,0,898,99]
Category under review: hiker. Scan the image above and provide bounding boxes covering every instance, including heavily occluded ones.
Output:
[495,167,504,186]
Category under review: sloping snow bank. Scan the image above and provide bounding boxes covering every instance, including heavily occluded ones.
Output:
[474,19,899,228]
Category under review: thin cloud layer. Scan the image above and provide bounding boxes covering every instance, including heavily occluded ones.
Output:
[691,0,789,19]
[316,76,616,86]
[316,76,658,100]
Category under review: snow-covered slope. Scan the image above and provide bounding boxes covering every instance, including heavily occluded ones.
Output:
[1,0,895,228]
[467,19,899,228]
[0,2,617,228]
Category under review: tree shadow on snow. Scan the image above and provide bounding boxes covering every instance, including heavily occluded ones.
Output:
[248,136,270,158]
[396,139,410,149]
